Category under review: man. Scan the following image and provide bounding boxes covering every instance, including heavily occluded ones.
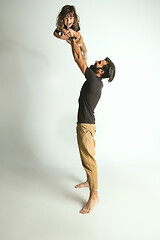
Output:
[67,29,116,214]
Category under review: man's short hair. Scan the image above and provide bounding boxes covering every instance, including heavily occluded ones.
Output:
[101,57,116,82]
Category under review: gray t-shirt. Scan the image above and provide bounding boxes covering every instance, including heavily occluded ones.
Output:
[77,67,103,124]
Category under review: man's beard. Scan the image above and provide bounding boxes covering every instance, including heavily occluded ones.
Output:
[90,63,99,73]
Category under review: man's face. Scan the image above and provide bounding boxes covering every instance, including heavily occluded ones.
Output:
[90,60,108,74]
[95,60,108,68]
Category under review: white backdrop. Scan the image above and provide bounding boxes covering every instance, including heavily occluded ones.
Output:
[0,0,160,168]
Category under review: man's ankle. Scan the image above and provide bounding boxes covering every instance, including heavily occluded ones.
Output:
[90,191,98,197]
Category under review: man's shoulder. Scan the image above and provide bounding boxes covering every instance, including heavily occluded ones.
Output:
[85,67,97,80]
[85,67,95,75]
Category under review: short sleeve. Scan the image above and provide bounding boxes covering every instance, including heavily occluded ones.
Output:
[55,28,61,35]
[71,24,80,32]
[85,67,96,81]
[77,23,80,31]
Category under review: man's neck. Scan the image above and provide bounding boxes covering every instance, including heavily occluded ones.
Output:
[96,73,101,78]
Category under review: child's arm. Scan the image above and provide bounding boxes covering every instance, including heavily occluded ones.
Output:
[53,30,69,40]
[71,38,87,75]
[63,28,81,39]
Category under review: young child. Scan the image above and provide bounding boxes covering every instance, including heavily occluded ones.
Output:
[53,5,87,60]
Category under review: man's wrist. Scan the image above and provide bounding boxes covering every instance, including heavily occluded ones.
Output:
[69,37,76,42]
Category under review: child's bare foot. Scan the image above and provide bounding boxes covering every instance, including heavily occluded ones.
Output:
[80,192,99,214]
[75,181,89,188]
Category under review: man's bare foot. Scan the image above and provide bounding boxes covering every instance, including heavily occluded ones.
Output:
[75,181,89,188]
[80,192,99,214]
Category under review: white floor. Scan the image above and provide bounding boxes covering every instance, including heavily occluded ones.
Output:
[0,166,160,240]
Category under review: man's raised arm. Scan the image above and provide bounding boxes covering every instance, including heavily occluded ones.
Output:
[71,38,87,75]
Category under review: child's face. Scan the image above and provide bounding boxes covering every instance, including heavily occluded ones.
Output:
[64,15,74,28]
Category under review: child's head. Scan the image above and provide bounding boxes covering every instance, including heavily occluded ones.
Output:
[56,5,79,31]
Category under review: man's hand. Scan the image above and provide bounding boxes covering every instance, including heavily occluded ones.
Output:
[62,29,71,38]
[67,28,75,37]
[63,28,80,39]
[68,28,80,38]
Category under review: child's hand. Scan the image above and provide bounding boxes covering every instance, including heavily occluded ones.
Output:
[62,28,74,38]
[62,29,71,38]
[68,28,80,39]
[68,28,75,37]
[60,33,69,40]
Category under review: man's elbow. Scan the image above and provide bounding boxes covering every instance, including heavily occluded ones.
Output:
[74,55,79,62]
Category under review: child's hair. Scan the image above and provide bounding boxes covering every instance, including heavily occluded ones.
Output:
[56,5,79,32]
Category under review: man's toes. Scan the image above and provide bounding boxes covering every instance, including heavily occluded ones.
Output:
[80,208,85,213]
[80,210,88,214]
[87,208,91,213]
[81,210,89,214]
[80,207,90,214]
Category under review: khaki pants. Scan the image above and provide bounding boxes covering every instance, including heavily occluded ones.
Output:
[76,123,98,191]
